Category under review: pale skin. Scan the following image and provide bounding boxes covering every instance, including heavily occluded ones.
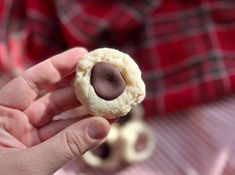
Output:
[0,48,111,175]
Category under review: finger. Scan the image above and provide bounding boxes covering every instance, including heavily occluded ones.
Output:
[0,105,41,147]
[0,128,26,149]
[19,117,110,175]
[38,118,82,141]
[108,117,119,124]
[24,86,80,127]
[54,106,92,120]
[0,48,87,110]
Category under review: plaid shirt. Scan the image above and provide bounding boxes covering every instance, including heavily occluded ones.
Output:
[1,0,235,118]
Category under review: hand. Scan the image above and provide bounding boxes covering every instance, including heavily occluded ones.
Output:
[0,48,110,175]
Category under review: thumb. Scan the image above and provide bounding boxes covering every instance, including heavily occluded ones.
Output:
[20,117,110,175]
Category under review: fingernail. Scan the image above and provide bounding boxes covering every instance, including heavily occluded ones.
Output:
[87,119,110,140]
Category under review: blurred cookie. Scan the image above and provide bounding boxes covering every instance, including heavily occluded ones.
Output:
[119,120,156,163]
[74,48,145,118]
[82,125,121,171]
[117,104,144,125]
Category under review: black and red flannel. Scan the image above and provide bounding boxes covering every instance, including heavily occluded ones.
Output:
[1,0,235,118]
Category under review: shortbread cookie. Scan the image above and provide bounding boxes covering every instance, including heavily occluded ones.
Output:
[82,126,121,171]
[119,120,156,163]
[117,104,144,125]
[74,48,145,117]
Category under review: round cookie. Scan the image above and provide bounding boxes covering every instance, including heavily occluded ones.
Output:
[119,120,156,163]
[82,125,122,171]
[117,104,144,125]
[74,48,145,117]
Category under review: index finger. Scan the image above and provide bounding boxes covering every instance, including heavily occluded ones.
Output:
[0,48,87,110]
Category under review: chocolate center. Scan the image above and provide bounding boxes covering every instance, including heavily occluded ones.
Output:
[91,62,125,100]
[135,133,148,152]
[117,111,133,125]
[92,143,111,159]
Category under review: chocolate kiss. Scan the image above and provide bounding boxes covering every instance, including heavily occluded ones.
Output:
[135,133,148,152]
[91,62,125,100]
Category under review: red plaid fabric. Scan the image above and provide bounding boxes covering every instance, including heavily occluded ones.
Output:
[1,0,235,117]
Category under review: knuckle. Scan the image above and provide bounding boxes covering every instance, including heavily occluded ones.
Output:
[21,73,39,93]
[0,106,28,131]
[11,109,27,121]
[63,129,87,157]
